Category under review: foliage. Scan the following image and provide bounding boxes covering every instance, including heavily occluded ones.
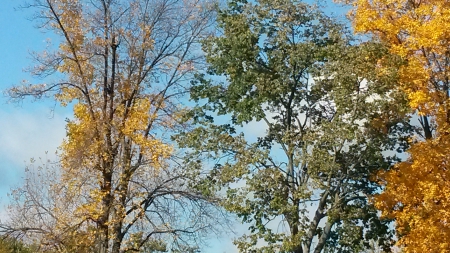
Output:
[177,0,410,252]
[1,0,223,252]
[353,0,450,251]
[0,236,37,253]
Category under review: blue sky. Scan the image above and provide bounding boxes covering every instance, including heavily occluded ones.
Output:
[0,0,68,209]
[0,0,350,252]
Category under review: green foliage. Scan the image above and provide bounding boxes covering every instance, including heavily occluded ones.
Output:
[0,237,37,253]
[124,234,167,253]
[177,0,412,252]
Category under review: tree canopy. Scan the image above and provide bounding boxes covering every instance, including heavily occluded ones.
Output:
[354,0,450,251]
[177,0,410,252]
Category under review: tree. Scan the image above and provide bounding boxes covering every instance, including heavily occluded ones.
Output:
[353,0,450,251]
[177,0,409,252]
[2,0,222,252]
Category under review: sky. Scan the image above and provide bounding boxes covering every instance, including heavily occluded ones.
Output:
[0,0,350,252]
[0,0,69,211]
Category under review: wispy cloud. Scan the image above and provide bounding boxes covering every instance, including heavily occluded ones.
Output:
[0,105,67,211]
[0,106,67,165]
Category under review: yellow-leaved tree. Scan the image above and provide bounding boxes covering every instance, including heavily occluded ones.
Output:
[353,0,450,251]
[0,0,221,252]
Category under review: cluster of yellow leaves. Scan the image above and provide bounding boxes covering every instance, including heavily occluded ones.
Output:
[60,95,172,222]
[353,0,450,251]
[375,135,450,251]
[354,0,450,113]
[55,86,83,106]
[118,97,173,161]
[61,103,99,170]
[49,0,96,87]
[56,0,85,51]
[61,99,172,172]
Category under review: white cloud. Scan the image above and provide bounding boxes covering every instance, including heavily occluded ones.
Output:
[0,105,67,166]
[0,104,68,215]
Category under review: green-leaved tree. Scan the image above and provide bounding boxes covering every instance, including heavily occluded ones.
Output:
[177,0,411,252]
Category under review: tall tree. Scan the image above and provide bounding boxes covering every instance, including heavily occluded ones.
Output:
[2,0,221,252]
[177,0,409,252]
[353,0,450,251]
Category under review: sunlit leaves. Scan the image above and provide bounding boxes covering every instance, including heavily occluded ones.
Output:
[353,0,450,114]
[353,0,450,250]
[374,135,450,251]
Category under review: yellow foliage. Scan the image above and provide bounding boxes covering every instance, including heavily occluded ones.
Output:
[375,135,450,252]
[35,0,175,249]
[353,0,450,112]
[353,0,450,251]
